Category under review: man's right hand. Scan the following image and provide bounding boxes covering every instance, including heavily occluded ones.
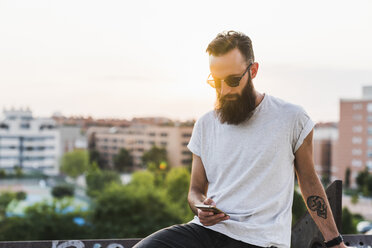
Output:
[198,198,230,226]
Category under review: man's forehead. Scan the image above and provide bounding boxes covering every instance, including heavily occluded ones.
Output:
[209,48,245,67]
[209,49,246,75]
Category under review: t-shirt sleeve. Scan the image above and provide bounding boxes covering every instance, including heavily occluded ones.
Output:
[292,107,315,153]
[187,118,202,157]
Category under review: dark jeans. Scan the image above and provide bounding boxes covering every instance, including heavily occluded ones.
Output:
[133,223,275,248]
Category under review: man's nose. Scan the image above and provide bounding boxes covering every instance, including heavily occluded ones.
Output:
[220,81,232,96]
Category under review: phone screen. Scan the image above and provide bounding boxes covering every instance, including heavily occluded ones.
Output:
[194,204,228,215]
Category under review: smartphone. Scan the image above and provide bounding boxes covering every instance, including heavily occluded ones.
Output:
[195,204,228,216]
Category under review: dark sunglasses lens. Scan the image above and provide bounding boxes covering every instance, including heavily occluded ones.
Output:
[226,77,240,87]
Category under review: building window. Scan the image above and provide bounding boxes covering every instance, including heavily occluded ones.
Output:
[351,171,358,179]
[181,159,192,165]
[182,133,192,138]
[0,123,9,130]
[368,138,372,146]
[352,126,363,133]
[182,151,192,156]
[353,103,363,110]
[137,148,144,152]
[368,127,372,135]
[352,149,362,156]
[351,159,362,167]
[148,141,155,145]
[368,116,372,123]
[24,136,54,141]
[20,123,30,129]
[160,142,167,146]
[352,136,362,144]
[160,133,168,137]
[368,150,372,158]
[368,103,372,112]
[137,140,144,144]
[148,133,156,136]
[367,161,372,171]
[353,114,362,121]
[182,142,188,147]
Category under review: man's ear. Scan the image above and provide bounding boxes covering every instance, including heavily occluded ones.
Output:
[250,62,259,79]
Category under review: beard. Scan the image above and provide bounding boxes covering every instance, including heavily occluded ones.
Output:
[215,75,257,125]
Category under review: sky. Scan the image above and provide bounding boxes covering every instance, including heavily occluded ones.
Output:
[0,0,371,122]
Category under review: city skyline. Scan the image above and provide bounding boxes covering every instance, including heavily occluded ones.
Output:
[1,0,372,122]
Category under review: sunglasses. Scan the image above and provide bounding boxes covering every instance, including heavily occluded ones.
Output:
[207,63,253,88]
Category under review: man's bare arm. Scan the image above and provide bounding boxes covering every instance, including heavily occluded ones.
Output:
[294,130,347,248]
[188,154,229,226]
[188,154,208,214]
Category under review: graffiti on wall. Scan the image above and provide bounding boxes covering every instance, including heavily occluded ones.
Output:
[52,240,125,248]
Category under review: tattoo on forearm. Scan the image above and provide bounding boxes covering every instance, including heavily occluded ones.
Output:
[307,195,327,219]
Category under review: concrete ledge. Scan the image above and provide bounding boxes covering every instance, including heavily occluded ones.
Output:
[343,235,372,248]
[0,239,142,248]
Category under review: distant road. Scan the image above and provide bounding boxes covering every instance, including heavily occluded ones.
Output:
[343,195,372,221]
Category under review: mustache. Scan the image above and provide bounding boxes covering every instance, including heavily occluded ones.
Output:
[221,94,239,100]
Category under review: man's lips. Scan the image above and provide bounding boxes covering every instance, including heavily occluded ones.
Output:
[223,95,238,100]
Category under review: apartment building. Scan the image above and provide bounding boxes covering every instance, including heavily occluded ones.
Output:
[313,122,338,182]
[87,122,193,168]
[333,86,372,187]
[0,108,60,175]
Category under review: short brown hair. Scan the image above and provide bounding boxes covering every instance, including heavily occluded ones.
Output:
[206,31,255,63]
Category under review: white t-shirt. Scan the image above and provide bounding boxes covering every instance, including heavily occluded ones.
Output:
[187,93,315,248]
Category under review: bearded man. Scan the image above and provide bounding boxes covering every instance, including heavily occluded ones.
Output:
[134,31,347,248]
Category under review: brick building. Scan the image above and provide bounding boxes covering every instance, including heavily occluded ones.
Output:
[87,122,193,169]
[332,86,372,187]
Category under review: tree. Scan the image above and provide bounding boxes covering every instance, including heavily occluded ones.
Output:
[0,192,16,220]
[0,191,27,220]
[164,167,194,222]
[356,168,371,196]
[351,193,359,204]
[342,207,355,234]
[345,167,351,189]
[0,199,90,241]
[14,166,23,177]
[0,169,6,178]
[142,146,169,186]
[367,175,372,196]
[15,191,26,201]
[52,185,75,198]
[91,181,183,238]
[341,207,363,234]
[89,149,105,170]
[85,162,121,198]
[142,146,168,168]
[292,188,307,225]
[60,150,89,179]
[113,148,133,172]
[130,170,156,189]
[321,174,330,187]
